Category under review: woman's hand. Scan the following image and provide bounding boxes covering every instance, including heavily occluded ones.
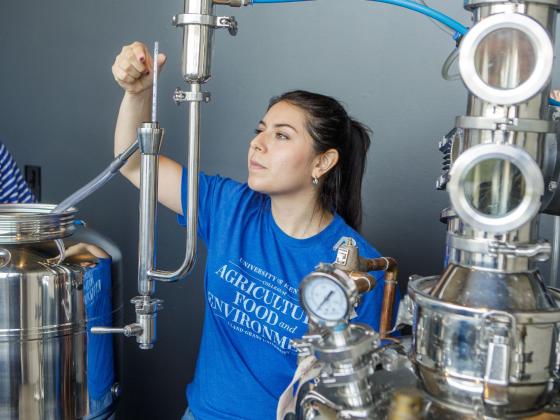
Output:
[112,41,167,95]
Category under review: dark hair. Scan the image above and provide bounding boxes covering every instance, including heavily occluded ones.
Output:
[269,90,372,232]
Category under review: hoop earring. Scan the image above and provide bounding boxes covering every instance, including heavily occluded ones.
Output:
[312,176,319,186]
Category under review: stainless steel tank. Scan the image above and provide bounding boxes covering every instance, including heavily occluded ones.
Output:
[0,204,120,419]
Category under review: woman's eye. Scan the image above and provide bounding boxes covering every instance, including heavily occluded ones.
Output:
[254,128,263,135]
[275,132,289,140]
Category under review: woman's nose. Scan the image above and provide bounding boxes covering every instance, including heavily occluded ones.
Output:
[250,133,266,152]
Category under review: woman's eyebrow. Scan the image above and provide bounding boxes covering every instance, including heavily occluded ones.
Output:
[273,123,298,133]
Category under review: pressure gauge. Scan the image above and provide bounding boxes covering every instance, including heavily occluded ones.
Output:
[300,267,353,327]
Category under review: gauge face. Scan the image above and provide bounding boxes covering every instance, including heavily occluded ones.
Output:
[302,275,348,323]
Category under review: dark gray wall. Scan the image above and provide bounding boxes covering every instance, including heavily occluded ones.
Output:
[1,1,559,418]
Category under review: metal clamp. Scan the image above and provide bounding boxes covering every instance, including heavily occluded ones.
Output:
[488,240,551,261]
[448,234,552,261]
[458,13,554,105]
[172,13,238,36]
[482,311,515,406]
[456,116,557,134]
[92,297,163,350]
[174,88,211,104]
[291,333,325,358]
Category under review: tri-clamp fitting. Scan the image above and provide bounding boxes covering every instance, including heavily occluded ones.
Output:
[91,296,163,350]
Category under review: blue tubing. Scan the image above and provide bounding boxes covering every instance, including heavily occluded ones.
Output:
[251,0,311,3]
[368,0,469,36]
[549,98,560,107]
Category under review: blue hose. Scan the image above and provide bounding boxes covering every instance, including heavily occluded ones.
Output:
[251,0,311,3]
[549,98,560,107]
[367,0,468,36]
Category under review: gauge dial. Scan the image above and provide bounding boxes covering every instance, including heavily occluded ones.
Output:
[302,275,349,323]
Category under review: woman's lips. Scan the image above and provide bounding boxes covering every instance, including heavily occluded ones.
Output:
[249,159,266,170]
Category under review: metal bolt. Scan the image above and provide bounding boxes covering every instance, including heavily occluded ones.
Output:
[549,181,558,192]
[111,383,122,399]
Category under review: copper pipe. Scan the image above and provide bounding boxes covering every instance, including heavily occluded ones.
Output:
[379,269,398,338]
[359,257,398,337]
[361,256,397,273]
[349,271,377,293]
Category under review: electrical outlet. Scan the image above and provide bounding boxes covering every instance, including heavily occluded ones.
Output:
[24,165,41,202]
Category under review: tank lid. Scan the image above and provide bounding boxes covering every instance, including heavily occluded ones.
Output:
[0,204,77,243]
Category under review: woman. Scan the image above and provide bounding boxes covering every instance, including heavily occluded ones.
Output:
[113,42,394,420]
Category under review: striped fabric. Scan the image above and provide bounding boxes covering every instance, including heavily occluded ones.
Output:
[0,142,36,204]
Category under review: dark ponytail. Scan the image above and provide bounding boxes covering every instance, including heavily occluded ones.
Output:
[269,90,372,232]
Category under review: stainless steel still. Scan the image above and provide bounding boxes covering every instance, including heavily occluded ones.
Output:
[0,204,119,419]
[415,1,560,417]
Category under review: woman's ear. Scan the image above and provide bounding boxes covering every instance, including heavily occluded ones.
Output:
[313,149,339,178]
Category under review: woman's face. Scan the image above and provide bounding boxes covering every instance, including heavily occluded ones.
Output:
[248,101,318,196]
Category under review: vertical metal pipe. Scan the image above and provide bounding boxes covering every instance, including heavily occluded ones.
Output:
[379,271,397,338]
[182,0,214,83]
[184,84,201,267]
[138,154,159,295]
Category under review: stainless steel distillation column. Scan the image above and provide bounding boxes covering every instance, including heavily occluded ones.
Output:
[411,1,560,417]
[92,0,241,349]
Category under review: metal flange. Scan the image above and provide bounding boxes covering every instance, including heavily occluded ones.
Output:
[456,116,558,133]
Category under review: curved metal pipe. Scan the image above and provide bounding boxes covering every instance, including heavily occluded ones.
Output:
[149,84,201,282]
[360,257,398,337]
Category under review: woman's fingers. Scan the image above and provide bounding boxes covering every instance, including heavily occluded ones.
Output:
[112,42,167,94]
[156,53,167,72]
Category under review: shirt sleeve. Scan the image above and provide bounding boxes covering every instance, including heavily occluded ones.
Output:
[176,168,243,243]
[0,142,36,204]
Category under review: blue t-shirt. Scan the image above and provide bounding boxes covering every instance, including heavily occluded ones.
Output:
[178,170,396,420]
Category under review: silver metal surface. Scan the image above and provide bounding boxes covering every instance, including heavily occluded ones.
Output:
[459,12,554,105]
[0,203,77,242]
[456,115,557,133]
[447,143,544,233]
[441,208,540,271]
[409,275,560,417]
[430,264,555,310]
[447,234,551,261]
[138,153,159,296]
[0,204,119,419]
[173,13,238,35]
[177,0,215,83]
[292,324,382,419]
